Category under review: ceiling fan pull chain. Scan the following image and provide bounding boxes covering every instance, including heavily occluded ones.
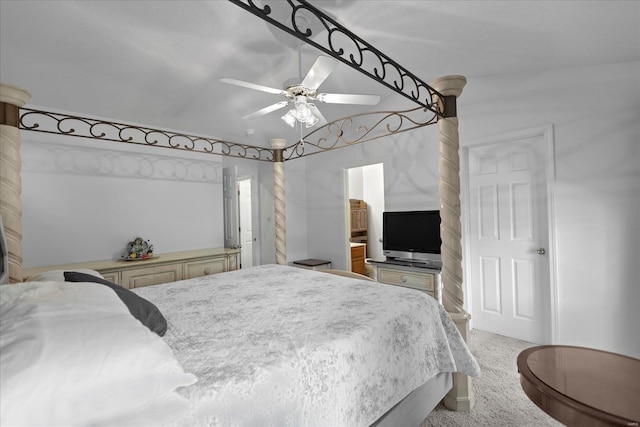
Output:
[299,119,304,147]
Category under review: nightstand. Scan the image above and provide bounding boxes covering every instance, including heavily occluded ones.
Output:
[292,259,332,270]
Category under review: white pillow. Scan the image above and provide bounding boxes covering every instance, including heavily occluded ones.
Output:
[27,268,104,282]
[0,281,197,426]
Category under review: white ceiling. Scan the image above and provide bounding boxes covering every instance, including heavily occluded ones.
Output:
[1,1,638,147]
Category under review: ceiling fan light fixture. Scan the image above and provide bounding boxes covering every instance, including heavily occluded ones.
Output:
[294,103,313,122]
[303,108,319,128]
[281,96,321,128]
[281,109,297,127]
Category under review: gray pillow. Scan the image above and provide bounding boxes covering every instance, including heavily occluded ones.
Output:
[64,271,167,337]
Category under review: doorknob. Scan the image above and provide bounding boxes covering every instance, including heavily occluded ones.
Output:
[537,248,546,255]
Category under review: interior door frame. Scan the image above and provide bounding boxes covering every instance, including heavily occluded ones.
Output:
[238,176,256,268]
[222,166,239,251]
[343,163,386,271]
[461,124,559,344]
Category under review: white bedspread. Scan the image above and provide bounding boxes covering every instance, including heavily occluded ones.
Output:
[133,264,480,427]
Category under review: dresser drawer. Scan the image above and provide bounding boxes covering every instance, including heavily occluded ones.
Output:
[185,258,226,279]
[100,271,120,285]
[377,268,435,292]
[121,264,182,289]
[228,253,238,271]
[351,244,366,275]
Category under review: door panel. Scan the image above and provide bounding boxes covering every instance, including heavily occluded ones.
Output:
[239,178,253,268]
[513,258,534,319]
[479,185,499,239]
[511,182,533,240]
[223,167,239,250]
[480,256,501,314]
[468,136,551,343]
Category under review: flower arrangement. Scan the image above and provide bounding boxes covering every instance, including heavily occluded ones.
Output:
[123,237,154,260]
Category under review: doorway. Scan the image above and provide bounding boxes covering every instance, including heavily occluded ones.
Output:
[462,126,557,344]
[238,178,253,268]
[346,164,385,272]
[223,165,257,269]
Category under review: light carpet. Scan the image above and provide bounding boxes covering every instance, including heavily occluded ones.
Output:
[421,329,563,427]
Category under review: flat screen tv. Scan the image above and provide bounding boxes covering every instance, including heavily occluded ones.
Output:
[382,210,441,264]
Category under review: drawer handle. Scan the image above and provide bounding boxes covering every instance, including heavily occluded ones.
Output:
[204,268,212,275]
[401,275,407,283]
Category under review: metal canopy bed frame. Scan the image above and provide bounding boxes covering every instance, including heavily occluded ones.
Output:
[0,0,474,413]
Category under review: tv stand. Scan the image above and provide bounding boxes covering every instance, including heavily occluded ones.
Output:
[369,259,442,303]
[384,258,441,268]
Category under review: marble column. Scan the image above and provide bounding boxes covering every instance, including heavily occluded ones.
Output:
[430,75,475,411]
[0,84,31,283]
[270,138,287,265]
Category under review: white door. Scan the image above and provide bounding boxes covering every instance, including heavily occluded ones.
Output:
[466,131,554,344]
[222,166,239,250]
[238,178,253,268]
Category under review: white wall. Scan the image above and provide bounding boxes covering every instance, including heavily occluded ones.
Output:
[303,126,442,270]
[250,155,307,265]
[296,60,639,358]
[20,131,225,266]
[460,61,640,358]
[348,168,364,200]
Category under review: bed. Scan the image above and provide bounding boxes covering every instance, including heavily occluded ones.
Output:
[0,265,479,426]
[1,0,476,418]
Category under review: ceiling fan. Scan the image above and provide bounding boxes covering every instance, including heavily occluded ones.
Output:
[221,56,380,128]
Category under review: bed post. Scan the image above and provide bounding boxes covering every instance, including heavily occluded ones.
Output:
[429,75,475,412]
[0,83,31,283]
[270,138,287,265]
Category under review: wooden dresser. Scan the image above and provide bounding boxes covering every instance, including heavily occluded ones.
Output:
[350,243,367,275]
[23,248,240,289]
[349,199,368,248]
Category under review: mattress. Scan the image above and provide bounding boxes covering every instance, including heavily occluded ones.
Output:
[133,264,480,426]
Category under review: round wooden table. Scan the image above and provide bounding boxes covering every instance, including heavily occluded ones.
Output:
[517,345,640,426]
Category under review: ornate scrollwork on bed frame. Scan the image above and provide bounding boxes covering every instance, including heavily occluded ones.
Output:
[284,106,439,160]
[18,107,439,162]
[228,0,445,116]
[18,108,276,162]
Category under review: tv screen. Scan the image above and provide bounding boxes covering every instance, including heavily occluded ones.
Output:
[383,210,441,255]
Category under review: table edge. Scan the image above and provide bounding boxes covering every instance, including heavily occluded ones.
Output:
[517,345,639,426]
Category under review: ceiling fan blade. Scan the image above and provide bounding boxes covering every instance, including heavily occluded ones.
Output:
[220,78,286,95]
[307,104,328,127]
[242,101,290,120]
[317,93,381,105]
[301,56,338,90]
